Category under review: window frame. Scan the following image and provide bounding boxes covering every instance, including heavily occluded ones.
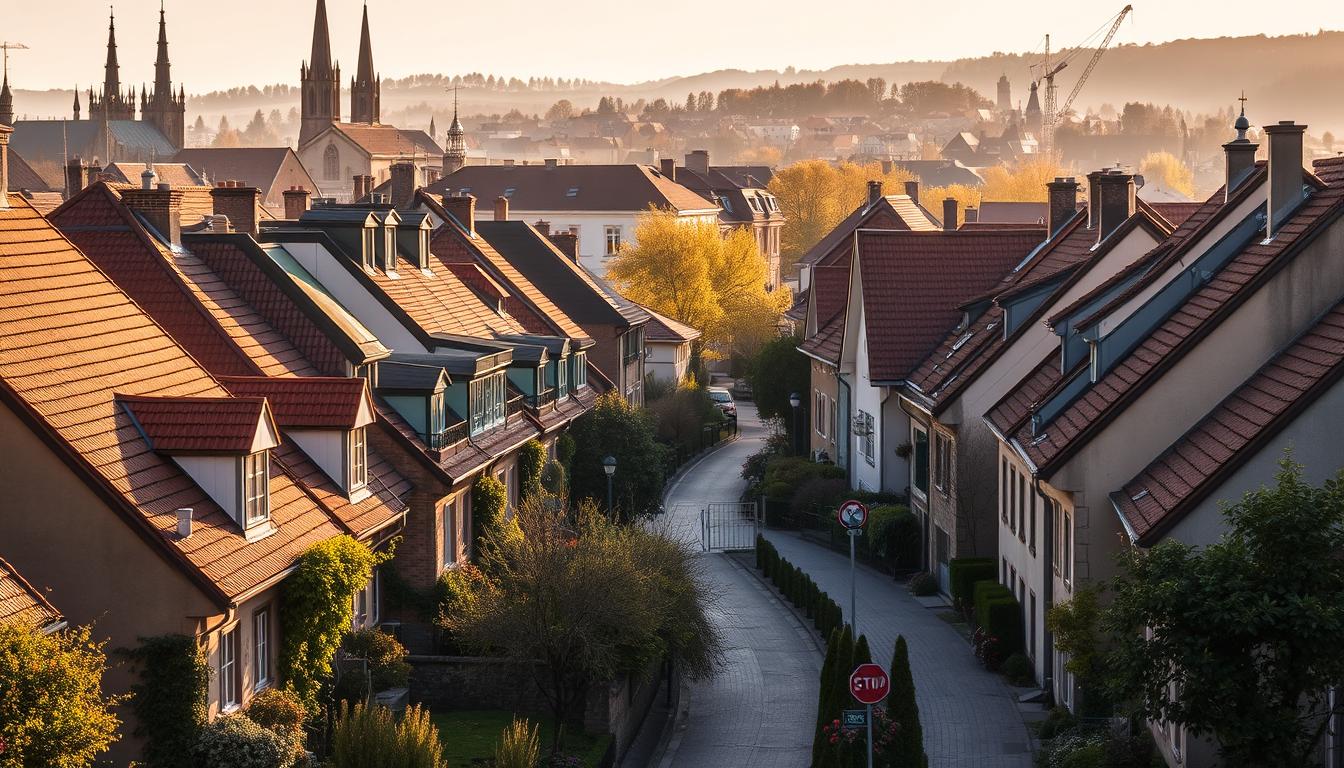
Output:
[348,427,368,492]
[912,426,930,499]
[253,607,271,692]
[241,451,270,527]
[604,225,622,256]
[933,431,951,495]
[220,624,240,711]
[441,496,458,569]
[323,144,340,181]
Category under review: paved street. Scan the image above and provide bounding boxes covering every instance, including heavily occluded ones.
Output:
[660,408,820,768]
[662,403,1033,768]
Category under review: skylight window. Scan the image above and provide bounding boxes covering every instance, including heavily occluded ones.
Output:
[503,187,516,198]
[950,331,974,352]
[566,187,580,197]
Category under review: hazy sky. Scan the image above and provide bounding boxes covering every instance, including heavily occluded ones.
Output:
[5,0,1343,92]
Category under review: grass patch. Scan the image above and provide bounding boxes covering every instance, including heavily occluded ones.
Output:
[431,709,611,767]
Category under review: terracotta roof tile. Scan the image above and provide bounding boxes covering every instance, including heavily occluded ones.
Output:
[0,555,62,628]
[986,350,1065,437]
[798,195,938,267]
[426,164,716,213]
[639,305,701,343]
[799,312,844,364]
[119,394,272,453]
[219,376,371,429]
[331,124,442,157]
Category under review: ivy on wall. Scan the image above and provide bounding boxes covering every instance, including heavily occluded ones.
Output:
[118,634,210,768]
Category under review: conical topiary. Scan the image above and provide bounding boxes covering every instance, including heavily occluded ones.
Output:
[813,626,842,765]
[844,634,873,768]
[884,635,927,768]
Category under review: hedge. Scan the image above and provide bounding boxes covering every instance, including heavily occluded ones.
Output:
[973,579,1013,623]
[756,535,846,640]
[950,557,997,608]
[972,579,1023,657]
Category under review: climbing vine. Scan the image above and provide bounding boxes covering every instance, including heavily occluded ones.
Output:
[279,535,389,712]
[518,439,545,502]
[118,633,209,768]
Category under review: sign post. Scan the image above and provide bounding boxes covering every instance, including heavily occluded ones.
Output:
[837,500,868,635]
[849,663,890,768]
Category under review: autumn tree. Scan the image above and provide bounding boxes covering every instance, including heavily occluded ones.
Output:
[979,157,1073,202]
[921,184,982,227]
[1139,151,1196,198]
[0,623,122,767]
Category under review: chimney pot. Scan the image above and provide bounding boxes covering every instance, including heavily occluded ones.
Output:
[535,219,551,236]
[494,195,509,222]
[1047,176,1080,237]
[121,186,185,245]
[283,186,311,220]
[176,507,193,539]
[442,194,476,236]
[141,168,156,190]
[904,180,919,205]
[1095,169,1136,242]
[659,158,676,181]
[867,180,883,205]
[210,184,261,236]
[942,198,958,231]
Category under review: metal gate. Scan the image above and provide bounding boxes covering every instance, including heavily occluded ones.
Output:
[701,502,760,552]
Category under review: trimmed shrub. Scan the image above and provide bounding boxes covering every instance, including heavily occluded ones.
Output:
[1000,652,1034,686]
[883,635,927,768]
[949,557,996,610]
[244,687,306,764]
[908,572,939,596]
[518,439,545,502]
[191,714,288,768]
[868,505,920,569]
[981,596,1023,658]
[972,580,1013,625]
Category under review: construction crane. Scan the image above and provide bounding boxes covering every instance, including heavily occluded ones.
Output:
[1,41,29,82]
[1032,5,1132,155]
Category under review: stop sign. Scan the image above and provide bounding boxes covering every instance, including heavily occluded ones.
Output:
[849,663,890,705]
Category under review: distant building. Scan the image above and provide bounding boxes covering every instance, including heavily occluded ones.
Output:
[174,147,320,216]
[640,305,701,384]
[997,74,1012,113]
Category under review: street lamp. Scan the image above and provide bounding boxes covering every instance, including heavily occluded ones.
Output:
[603,455,617,518]
[789,392,801,456]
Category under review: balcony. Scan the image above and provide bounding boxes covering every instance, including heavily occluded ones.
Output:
[422,420,469,450]
[525,389,558,411]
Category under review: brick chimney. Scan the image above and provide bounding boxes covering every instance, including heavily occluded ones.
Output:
[363,175,376,202]
[1096,169,1136,242]
[1265,121,1306,238]
[942,198,958,231]
[390,162,417,209]
[1085,170,1104,229]
[686,149,710,176]
[494,195,509,222]
[1047,177,1079,237]
[0,124,10,210]
[964,207,979,224]
[353,174,367,202]
[442,193,476,236]
[283,186,311,220]
[867,180,883,205]
[211,181,261,236]
[549,231,578,262]
[65,156,93,196]
[904,180,919,205]
[535,220,551,236]
[122,184,184,244]
[659,157,676,181]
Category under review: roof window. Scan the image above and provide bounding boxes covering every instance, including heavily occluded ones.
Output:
[566,187,580,197]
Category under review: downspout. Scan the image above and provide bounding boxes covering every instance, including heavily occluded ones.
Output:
[896,394,929,574]
[837,371,853,489]
[1036,476,1055,700]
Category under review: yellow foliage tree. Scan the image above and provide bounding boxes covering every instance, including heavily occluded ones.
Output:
[768,160,916,275]
[979,157,1073,202]
[1139,151,1196,199]
[608,210,789,359]
[921,184,983,227]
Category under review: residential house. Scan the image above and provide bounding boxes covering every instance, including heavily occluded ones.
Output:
[984,118,1344,748]
[640,306,702,384]
[669,150,785,290]
[3,145,63,214]
[0,556,65,634]
[424,162,720,276]
[297,123,443,203]
[173,147,320,216]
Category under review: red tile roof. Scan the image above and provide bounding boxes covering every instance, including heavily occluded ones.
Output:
[986,350,1066,437]
[330,124,442,157]
[640,305,701,343]
[812,263,852,327]
[0,194,344,603]
[0,555,62,629]
[119,394,274,453]
[219,376,372,429]
[1013,170,1344,476]
[798,195,938,267]
[427,164,717,214]
[1113,301,1344,544]
[856,228,1044,382]
[273,440,408,539]
[799,313,845,365]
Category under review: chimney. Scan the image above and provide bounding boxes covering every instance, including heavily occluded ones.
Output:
[210,182,261,236]
[65,157,93,196]
[353,174,367,202]
[1047,177,1079,237]
[283,186,311,220]
[1096,169,1136,242]
[363,175,376,202]
[686,149,710,176]
[176,507,193,539]
[1223,108,1259,202]
[121,184,184,245]
[442,193,476,236]
[904,180,919,205]
[867,180,883,205]
[1265,120,1306,237]
[535,220,551,236]
[1085,170,1104,229]
[964,207,979,224]
[880,160,893,174]
[544,158,558,169]
[141,167,157,190]
[390,162,417,208]
[942,198,958,231]
[0,124,9,210]
[494,195,509,222]
[549,231,578,262]
[659,157,676,181]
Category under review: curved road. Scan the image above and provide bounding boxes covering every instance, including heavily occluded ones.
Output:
[659,406,820,768]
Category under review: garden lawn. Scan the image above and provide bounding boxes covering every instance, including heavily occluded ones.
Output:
[431,709,612,766]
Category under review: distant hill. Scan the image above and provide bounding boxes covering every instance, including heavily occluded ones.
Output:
[10,30,1342,135]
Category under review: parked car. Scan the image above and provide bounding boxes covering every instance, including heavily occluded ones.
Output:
[708,387,737,419]
[731,378,754,400]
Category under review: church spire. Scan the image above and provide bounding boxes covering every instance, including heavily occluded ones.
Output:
[104,7,121,99]
[356,3,374,86]
[443,86,466,175]
[72,86,81,121]
[299,0,341,146]
[350,2,380,124]
[0,69,13,128]
[308,0,334,78]
[154,0,171,97]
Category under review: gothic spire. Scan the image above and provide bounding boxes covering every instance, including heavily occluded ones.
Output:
[154,0,171,97]
[104,7,121,97]
[72,86,81,120]
[0,67,12,128]
[350,2,380,124]
[356,3,375,86]
[308,0,334,78]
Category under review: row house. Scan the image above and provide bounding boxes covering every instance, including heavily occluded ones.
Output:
[986,113,1344,767]
[0,176,407,764]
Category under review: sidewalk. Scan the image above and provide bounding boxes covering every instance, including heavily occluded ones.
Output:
[761,529,1035,768]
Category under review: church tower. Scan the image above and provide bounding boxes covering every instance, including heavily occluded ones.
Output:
[442,90,466,175]
[1024,81,1042,137]
[89,9,136,123]
[299,0,341,148]
[0,57,13,127]
[996,74,1011,114]
[349,3,380,125]
[142,2,187,149]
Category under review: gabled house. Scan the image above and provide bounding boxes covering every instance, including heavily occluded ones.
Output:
[982,117,1344,751]
[298,123,442,203]
[173,147,320,216]
[0,555,65,634]
[639,306,702,385]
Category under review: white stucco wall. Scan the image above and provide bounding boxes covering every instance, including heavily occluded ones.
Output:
[645,339,691,384]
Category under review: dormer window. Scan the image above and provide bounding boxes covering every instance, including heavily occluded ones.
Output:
[469,371,507,434]
[242,451,270,526]
[348,427,368,491]
[361,227,376,270]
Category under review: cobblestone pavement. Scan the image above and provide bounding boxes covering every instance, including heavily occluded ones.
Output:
[660,408,820,768]
[760,532,1035,768]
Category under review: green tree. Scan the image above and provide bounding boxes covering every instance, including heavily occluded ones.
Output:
[517,439,545,503]
[1103,458,1344,767]
[813,627,841,766]
[567,391,669,518]
[883,635,927,768]
[0,623,122,768]
[747,334,810,452]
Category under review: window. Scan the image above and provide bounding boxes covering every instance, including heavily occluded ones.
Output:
[858,411,875,466]
[469,372,507,434]
[912,427,929,498]
[323,144,339,180]
[1051,500,1062,575]
[1018,471,1026,543]
[604,225,622,256]
[371,569,381,626]
[573,351,588,389]
[829,400,837,446]
[557,357,568,397]
[1029,591,1037,662]
[353,582,369,629]
[220,626,240,710]
[361,228,376,269]
[1029,489,1038,554]
[441,497,458,569]
[348,427,367,491]
[242,451,269,527]
[253,607,271,691]
[1009,467,1017,534]
[934,432,951,494]
[814,391,828,438]
[1001,459,1009,524]
[1062,510,1072,586]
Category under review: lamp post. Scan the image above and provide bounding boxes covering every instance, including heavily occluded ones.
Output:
[603,455,617,519]
[789,392,801,456]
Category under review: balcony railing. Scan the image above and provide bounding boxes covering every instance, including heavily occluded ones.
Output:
[422,420,469,450]
[526,389,558,411]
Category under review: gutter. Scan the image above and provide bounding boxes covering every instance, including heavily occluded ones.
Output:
[1035,476,1055,700]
